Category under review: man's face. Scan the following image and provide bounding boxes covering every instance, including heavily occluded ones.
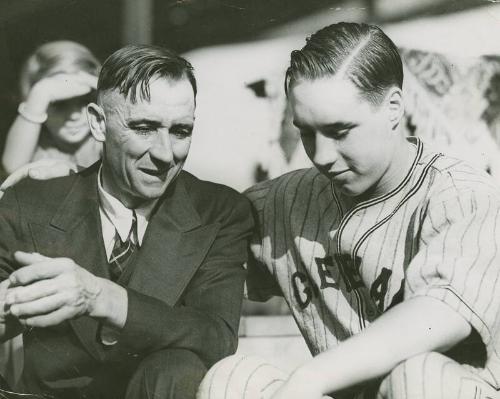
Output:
[99,77,195,207]
[289,77,397,198]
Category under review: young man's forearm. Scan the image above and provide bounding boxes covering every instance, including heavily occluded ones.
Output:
[288,296,471,395]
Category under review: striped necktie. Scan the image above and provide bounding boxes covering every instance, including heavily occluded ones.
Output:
[108,211,138,282]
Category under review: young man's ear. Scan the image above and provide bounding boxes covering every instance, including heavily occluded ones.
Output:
[87,103,106,142]
[386,87,404,131]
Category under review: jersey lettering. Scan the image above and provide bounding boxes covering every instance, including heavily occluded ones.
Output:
[315,256,339,290]
[292,271,314,309]
[388,278,405,309]
[370,268,392,312]
[334,254,364,292]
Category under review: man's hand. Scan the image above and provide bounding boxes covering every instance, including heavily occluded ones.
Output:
[5,252,102,328]
[5,252,128,330]
[0,159,80,199]
[270,371,329,399]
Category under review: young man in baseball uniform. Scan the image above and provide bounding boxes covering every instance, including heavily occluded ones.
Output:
[199,22,500,399]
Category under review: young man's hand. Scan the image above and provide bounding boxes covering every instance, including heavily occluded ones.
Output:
[271,369,330,399]
[0,159,80,200]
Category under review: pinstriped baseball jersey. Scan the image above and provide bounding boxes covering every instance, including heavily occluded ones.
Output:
[245,137,500,389]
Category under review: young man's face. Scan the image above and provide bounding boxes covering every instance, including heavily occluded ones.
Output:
[98,77,195,207]
[289,77,398,198]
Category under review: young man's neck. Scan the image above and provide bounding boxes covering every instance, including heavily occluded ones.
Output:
[356,138,417,203]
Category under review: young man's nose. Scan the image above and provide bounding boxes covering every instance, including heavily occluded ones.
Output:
[313,135,340,168]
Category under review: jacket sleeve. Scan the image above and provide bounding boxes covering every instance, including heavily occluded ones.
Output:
[117,193,254,367]
[0,187,33,342]
[0,188,32,280]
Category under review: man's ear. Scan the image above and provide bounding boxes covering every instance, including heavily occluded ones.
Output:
[87,103,106,142]
[386,87,404,131]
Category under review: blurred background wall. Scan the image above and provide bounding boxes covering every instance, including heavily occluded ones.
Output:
[2,1,500,189]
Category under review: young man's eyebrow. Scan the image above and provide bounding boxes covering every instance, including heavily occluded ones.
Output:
[292,121,357,130]
[321,122,358,130]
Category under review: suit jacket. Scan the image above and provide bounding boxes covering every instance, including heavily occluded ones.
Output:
[0,163,253,395]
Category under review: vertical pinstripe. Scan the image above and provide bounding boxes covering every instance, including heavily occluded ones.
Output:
[198,353,500,399]
[244,137,500,392]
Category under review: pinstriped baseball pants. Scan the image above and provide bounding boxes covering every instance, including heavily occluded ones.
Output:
[197,352,500,399]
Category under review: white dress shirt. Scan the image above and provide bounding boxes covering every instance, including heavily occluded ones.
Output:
[96,167,158,345]
[97,167,157,261]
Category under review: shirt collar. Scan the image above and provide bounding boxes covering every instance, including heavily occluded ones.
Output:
[97,166,158,245]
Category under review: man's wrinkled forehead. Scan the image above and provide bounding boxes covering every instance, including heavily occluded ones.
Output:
[97,76,193,108]
[96,77,196,125]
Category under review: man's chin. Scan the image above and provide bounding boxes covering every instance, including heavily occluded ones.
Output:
[134,183,170,200]
[135,174,180,199]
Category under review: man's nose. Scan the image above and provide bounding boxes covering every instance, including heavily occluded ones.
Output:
[313,134,339,168]
[149,130,174,164]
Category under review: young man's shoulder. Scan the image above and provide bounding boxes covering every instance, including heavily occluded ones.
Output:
[244,167,327,206]
[423,150,500,201]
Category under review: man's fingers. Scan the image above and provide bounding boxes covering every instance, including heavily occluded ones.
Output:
[0,163,32,191]
[9,293,65,318]
[13,251,49,266]
[20,306,74,328]
[5,279,58,305]
[28,160,78,180]
[0,279,11,293]
[9,258,68,286]
[0,159,77,191]
[76,71,98,89]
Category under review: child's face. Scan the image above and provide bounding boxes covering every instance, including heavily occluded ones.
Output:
[45,93,92,145]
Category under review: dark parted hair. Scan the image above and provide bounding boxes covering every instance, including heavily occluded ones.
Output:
[97,44,197,103]
[285,22,403,105]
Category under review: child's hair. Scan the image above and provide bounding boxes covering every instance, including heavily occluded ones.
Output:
[19,40,101,99]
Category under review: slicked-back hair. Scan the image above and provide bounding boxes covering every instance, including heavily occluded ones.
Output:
[98,44,197,103]
[285,22,403,105]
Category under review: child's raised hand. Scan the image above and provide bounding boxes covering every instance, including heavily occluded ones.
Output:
[28,71,97,107]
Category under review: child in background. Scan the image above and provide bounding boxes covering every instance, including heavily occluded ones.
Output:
[2,41,101,174]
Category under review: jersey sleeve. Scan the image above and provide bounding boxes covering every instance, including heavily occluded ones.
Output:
[244,182,283,302]
[404,178,500,387]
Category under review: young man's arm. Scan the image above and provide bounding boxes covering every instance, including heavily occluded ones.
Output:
[0,159,80,200]
[271,296,470,398]
[274,183,500,399]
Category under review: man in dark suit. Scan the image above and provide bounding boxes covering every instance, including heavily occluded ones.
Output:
[0,45,253,399]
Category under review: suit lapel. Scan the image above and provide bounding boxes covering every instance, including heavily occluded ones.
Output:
[29,168,108,360]
[126,176,220,306]
[29,170,220,359]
